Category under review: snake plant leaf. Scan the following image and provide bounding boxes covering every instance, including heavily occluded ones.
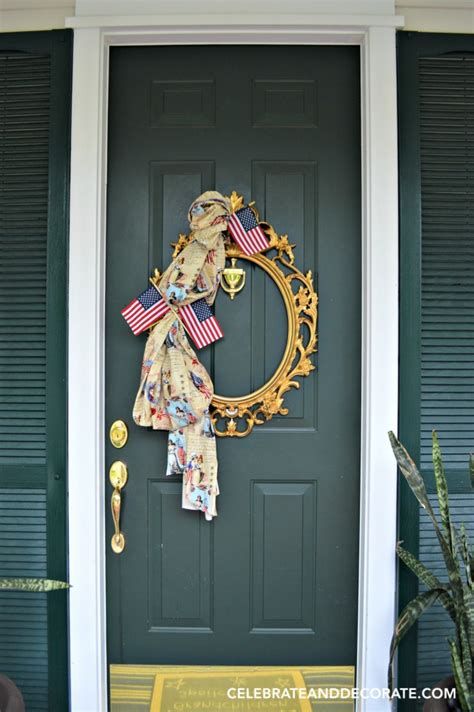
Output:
[433,431,453,547]
[451,523,464,587]
[389,435,474,704]
[389,431,435,516]
[397,543,445,589]
[458,619,473,687]
[388,588,443,692]
[464,585,474,662]
[389,432,464,603]
[389,431,458,582]
[449,638,472,712]
[397,544,456,620]
[441,527,465,611]
[449,527,473,679]
[0,578,70,592]
[460,525,473,589]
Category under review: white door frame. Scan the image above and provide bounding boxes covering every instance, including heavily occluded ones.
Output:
[67,13,403,712]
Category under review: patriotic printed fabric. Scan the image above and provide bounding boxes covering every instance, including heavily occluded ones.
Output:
[227,206,269,255]
[180,298,223,349]
[121,285,170,335]
[131,191,230,521]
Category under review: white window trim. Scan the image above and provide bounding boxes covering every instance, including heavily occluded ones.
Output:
[67,17,402,712]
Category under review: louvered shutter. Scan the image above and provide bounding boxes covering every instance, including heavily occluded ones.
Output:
[0,52,50,465]
[0,50,50,712]
[0,490,48,709]
[0,33,70,712]
[420,55,474,471]
[417,51,474,697]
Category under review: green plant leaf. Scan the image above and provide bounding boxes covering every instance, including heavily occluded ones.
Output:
[389,433,474,705]
[459,525,473,585]
[397,544,456,619]
[397,543,444,589]
[449,638,473,712]
[389,431,435,515]
[463,584,474,664]
[458,618,473,687]
[448,524,471,645]
[432,431,453,547]
[389,432,464,605]
[0,578,70,592]
[388,588,443,691]
[441,529,465,613]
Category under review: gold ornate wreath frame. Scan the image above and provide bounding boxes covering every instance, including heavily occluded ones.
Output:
[167,191,318,438]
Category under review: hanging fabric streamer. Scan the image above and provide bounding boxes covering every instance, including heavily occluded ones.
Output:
[131,191,231,520]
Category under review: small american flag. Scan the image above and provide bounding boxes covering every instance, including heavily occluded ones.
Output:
[227,206,269,255]
[121,285,170,335]
[179,298,223,349]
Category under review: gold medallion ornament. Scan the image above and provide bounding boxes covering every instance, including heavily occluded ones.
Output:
[171,191,318,438]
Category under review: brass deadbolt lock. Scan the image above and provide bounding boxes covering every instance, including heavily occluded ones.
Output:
[110,420,128,449]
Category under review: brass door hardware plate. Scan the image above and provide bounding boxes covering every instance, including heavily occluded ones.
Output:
[109,460,128,489]
[110,419,128,449]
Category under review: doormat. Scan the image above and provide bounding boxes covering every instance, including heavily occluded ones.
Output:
[110,665,355,712]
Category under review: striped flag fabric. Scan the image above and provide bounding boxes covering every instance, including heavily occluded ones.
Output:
[121,285,170,335]
[179,298,223,349]
[227,206,269,255]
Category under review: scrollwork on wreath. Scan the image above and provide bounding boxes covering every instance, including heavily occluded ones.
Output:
[172,191,318,438]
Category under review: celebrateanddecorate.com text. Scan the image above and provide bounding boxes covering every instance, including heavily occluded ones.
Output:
[226,686,457,702]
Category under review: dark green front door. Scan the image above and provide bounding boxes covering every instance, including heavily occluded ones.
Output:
[106,46,361,666]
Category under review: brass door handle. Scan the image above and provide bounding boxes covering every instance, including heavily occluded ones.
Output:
[109,461,128,554]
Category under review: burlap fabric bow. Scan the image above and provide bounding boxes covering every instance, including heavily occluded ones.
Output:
[132,191,231,520]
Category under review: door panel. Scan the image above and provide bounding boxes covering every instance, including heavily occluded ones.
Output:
[106,46,360,666]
